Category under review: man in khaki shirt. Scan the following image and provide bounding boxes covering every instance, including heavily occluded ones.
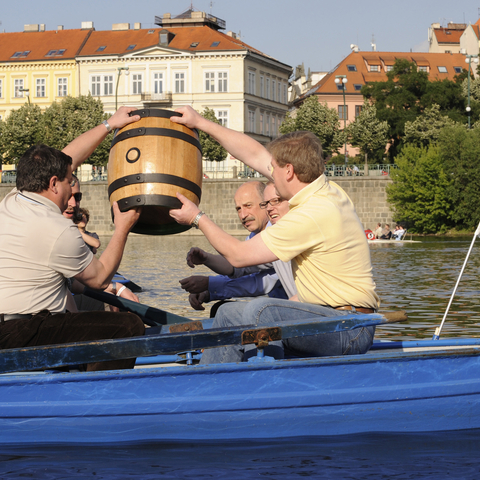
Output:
[169,106,379,364]
[0,107,145,371]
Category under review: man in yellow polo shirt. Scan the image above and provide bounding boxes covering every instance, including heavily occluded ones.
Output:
[169,106,380,364]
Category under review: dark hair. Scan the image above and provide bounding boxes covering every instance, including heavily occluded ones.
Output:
[74,207,90,225]
[266,131,324,183]
[16,144,72,193]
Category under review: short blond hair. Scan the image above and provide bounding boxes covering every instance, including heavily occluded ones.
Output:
[266,131,324,183]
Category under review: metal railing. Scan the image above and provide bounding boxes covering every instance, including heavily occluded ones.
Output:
[1,172,16,183]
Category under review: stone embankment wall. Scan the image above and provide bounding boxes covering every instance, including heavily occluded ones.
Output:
[0,176,393,235]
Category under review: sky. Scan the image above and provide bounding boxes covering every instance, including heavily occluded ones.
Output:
[1,0,478,74]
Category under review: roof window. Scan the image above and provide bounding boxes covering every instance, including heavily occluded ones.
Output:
[148,29,155,34]
[126,44,136,51]
[11,51,30,58]
[438,66,447,73]
[347,65,357,72]
[45,49,66,57]
[190,42,199,48]
[354,84,362,91]
[97,46,107,52]
[211,41,220,47]
[454,66,463,74]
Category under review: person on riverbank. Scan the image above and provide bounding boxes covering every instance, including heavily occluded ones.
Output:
[380,224,392,240]
[374,223,383,239]
[169,106,379,364]
[0,107,145,371]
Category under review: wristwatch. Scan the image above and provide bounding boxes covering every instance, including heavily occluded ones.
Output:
[191,211,205,229]
[102,119,112,132]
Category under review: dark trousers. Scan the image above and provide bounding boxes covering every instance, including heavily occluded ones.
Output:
[0,310,145,371]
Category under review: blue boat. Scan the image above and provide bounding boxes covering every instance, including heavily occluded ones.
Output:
[1,302,480,445]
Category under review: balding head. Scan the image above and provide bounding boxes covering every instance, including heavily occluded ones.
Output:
[234,181,268,234]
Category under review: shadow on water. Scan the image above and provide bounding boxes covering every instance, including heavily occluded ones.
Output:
[2,430,480,479]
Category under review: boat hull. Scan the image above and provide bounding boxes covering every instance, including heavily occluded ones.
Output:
[2,344,480,445]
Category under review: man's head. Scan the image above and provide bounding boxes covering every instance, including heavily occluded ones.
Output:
[267,131,324,183]
[261,182,290,225]
[234,181,268,234]
[63,174,82,221]
[17,144,74,212]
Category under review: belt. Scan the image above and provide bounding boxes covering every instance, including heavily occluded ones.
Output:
[0,313,33,323]
[335,306,376,314]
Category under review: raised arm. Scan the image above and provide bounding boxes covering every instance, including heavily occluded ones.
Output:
[170,106,273,179]
[63,107,141,170]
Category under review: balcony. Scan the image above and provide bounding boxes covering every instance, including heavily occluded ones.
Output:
[141,92,173,104]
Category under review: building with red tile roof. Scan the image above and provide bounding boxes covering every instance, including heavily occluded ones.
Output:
[428,22,466,54]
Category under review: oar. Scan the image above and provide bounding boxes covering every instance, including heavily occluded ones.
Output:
[433,221,480,340]
[83,288,190,327]
[0,311,406,374]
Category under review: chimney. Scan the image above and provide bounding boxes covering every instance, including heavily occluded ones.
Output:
[113,23,130,31]
[81,21,94,29]
[24,24,39,32]
[57,25,64,30]
[134,23,141,30]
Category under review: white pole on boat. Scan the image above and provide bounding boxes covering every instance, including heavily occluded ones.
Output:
[433,221,480,340]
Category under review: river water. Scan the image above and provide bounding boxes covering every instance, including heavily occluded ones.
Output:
[2,235,480,479]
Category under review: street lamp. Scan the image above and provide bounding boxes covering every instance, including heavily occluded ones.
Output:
[115,66,129,110]
[18,87,30,105]
[465,55,478,129]
[335,75,348,171]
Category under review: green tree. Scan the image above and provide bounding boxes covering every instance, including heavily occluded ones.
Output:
[279,96,344,157]
[404,104,456,147]
[0,103,44,164]
[346,102,389,165]
[363,59,467,160]
[387,144,453,233]
[40,95,111,166]
[439,125,480,230]
[198,108,227,162]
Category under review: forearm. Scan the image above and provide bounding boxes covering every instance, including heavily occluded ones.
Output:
[203,253,234,275]
[95,229,129,286]
[79,231,101,249]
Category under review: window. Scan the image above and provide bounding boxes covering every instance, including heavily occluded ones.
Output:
[211,41,220,47]
[132,74,142,94]
[265,114,270,135]
[205,71,228,93]
[259,112,264,135]
[97,46,106,52]
[438,66,447,73]
[418,66,428,72]
[266,78,270,99]
[57,77,68,97]
[370,65,379,72]
[11,51,30,58]
[45,49,65,57]
[126,44,136,51]
[36,78,46,97]
[0,79,3,98]
[283,84,287,104]
[385,65,393,72]
[91,75,101,96]
[14,78,24,97]
[175,72,185,93]
[347,65,357,72]
[272,80,276,101]
[260,76,264,97]
[272,116,276,137]
[454,67,463,74]
[354,84,362,91]
[355,105,362,117]
[336,83,346,91]
[277,82,281,103]
[214,110,228,127]
[248,110,256,133]
[103,75,113,96]
[153,72,163,94]
[338,105,348,120]
[248,72,255,95]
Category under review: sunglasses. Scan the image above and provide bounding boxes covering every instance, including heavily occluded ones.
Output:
[259,197,282,209]
[73,192,82,202]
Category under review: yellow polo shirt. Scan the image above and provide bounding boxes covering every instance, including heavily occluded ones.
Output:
[261,174,379,309]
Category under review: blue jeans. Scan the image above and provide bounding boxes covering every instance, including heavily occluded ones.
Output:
[199,297,375,364]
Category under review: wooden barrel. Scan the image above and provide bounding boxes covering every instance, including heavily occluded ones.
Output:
[107,109,203,235]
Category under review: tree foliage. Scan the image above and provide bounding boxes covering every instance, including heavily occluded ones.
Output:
[439,125,480,230]
[346,102,389,164]
[279,96,344,157]
[198,108,227,162]
[387,144,453,233]
[0,95,112,167]
[0,104,44,164]
[362,59,468,160]
[404,104,456,147]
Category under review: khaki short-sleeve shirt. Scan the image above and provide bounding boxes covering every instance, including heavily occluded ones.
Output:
[261,175,379,309]
[0,189,94,314]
